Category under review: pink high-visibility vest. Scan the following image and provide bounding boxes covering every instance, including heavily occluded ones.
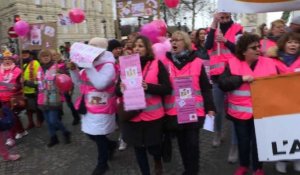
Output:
[37,64,63,106]
[162,57,205,117]
[75,62,117,114]
[130,59,165,122]
[208,23,243,76]
[273,56,300,74]
[0,66,22,102]
[227,56,277,120]
[260,38,276,57]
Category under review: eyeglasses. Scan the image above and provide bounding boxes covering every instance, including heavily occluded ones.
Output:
[220,16,231,20]
[248,45,261,50]
[170,39,184,42]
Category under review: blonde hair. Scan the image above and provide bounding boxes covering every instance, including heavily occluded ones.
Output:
[38,49,52,60]
[49,49,62,61]
[271,19,285,30]
[172,31,193,51]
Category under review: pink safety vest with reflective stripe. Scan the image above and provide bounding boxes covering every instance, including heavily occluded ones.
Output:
[227,56,277,120]
[273,56,300,74]
[75,62,117,114]
[208,23,243,76]
[0,66,22,102]
[163,57,205,117]
[260,39,276,57]
[37,64,63,106]
[130,59,164,122]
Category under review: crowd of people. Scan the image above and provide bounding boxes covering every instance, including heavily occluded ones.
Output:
[0,12,299,175]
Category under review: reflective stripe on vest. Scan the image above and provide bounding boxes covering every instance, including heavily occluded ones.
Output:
[143,103,163,112]
[228,103,253,113]
[0,82,15,89]
[229,90,251,96]
[209,49,232,56]
[210,62,225,70]
[170,90,202,96]
[164,102,204,110]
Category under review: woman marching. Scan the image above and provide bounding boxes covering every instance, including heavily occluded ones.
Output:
[266,32,300,173]
[117,35,171,175]
[37,49,71,147]
[162,31,215,175]
[218,33,279,175]
[0,49,27,146]
[69,37,118,175]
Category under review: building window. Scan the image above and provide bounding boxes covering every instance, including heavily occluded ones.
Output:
[35,0,41,5]
[97,0,103,12]
[83,21,87,34]
[80,0,85,10]
[61,0,66,8]
[72,0,77,8]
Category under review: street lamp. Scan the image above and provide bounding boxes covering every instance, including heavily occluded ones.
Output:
[177,22,181,31]
[101,19,107,38]
[138,17,143,28]
[183,17,187,32]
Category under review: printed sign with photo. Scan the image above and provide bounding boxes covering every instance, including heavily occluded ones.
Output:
[20,22,57,50]
[117,0,158,18]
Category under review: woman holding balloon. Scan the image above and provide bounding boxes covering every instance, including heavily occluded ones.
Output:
[37,49,71,147]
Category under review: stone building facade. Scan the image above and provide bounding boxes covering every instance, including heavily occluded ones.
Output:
[0,0,115,48]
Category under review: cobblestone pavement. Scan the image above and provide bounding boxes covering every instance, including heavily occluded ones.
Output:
[0,107,299,175]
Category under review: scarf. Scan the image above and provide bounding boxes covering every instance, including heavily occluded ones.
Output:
[41,61,54,72]
[171,50,190,65]
[278,51,298,66]
[267,34,282,42]
[220,20,234,35]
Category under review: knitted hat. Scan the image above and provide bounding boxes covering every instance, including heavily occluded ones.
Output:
[107,39,122,52]
[291,15,300,25]
[88,37,108,49]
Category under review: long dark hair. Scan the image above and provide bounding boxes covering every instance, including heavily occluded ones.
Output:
[132,36,154,60]
[195,28,207,48]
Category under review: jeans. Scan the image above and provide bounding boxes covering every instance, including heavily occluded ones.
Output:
[213,83,238,145]
[212,83,226,132]
[134,145,162,175]
[43,109,68,137]
[233,118,262,170]
[87,134,111,169]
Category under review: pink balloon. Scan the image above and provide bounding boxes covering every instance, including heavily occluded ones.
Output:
[140,23,160,44]
[151,20,167,37]
[152,39,171,60]
[69,8,85,23]
[164,0,180,8]
[55,74,73,92]
[14,20,30,36]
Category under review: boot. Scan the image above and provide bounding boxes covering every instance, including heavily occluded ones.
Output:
[154,159,163,175]
[26,112,35,130]
[63,131,71,144]
[72,117,80,126]
[47,135,59,147]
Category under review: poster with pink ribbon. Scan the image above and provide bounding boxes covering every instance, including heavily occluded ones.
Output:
[174,77,198,124]
[119,54,146,111]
